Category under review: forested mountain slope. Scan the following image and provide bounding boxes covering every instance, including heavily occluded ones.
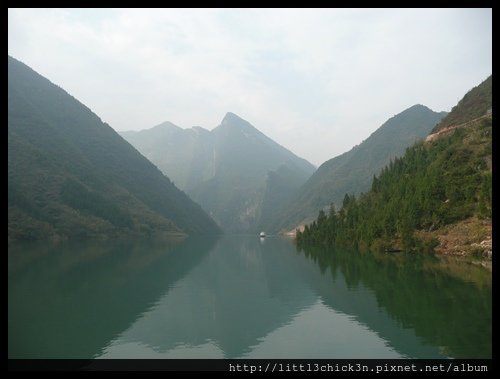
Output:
[271,104,447,232]
[8,56,220,242]
[297,76,492,256]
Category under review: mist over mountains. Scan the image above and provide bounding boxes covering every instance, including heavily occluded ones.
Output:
[8,54,471,242]
[121,113,316,232]
[123,104,447,234]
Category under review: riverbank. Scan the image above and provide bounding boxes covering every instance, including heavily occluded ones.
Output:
[290,216,492,263]
[416,216,492,260]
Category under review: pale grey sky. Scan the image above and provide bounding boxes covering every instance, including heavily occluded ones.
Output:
[8,8,492,166]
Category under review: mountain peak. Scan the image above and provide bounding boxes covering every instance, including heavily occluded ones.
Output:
[396,104,440,117]
[408,104,431,111]
[399,105,446,119]
[151,121,182,132]
[216,112,260,136]
[221,112,244,124]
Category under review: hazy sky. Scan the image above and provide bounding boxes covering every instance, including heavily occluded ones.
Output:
[8,8,492,166]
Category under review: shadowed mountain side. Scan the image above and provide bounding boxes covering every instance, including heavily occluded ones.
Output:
[8,236,218,359]
[8,55,220,241]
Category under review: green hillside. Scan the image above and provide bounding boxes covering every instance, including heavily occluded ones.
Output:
[297,76,492,256]
[8,56,220,242]
[122,112,316,232]
[271,104,447,232]
[432,76,492,132]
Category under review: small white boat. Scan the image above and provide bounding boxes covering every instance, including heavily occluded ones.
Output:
[260,232,266,238]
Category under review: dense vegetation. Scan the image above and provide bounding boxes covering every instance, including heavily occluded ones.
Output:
[122,112,315,232]
[270,105,447,232]
[297,76,492,253]
[8,55,220,242]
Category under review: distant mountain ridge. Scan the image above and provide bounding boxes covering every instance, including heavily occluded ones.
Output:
[121,113,316,232]
[8,55,220,242]
[269,104,448,232]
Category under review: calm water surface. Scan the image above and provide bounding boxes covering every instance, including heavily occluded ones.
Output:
[8,235,491,359]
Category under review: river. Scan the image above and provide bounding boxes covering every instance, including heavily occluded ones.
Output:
[8,235,491,359]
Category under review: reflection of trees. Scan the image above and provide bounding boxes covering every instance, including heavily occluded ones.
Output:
[8,236,218,358]
[9,235,490,359]
[299,245,491,358]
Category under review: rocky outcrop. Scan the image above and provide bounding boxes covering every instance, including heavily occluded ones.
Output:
[471,238,492,258]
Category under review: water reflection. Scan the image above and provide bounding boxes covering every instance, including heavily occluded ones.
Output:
[98,236,490,359]
[9,235,491,359]
[8,236,217,358]
[99,236,317,358]
[298,245,492,358]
